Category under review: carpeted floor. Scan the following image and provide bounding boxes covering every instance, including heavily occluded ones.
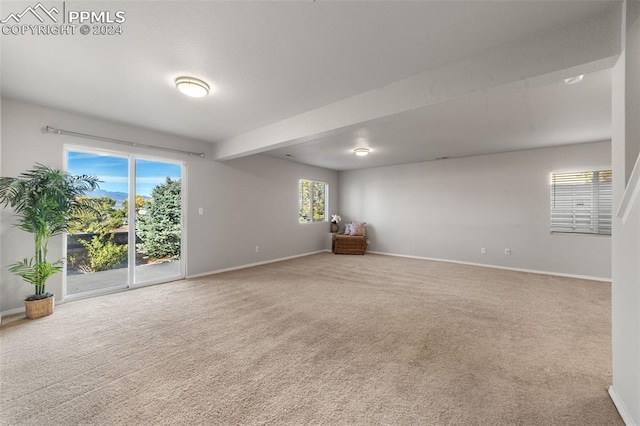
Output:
[0,253,621,425]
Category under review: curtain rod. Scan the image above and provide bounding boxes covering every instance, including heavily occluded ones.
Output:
[45,125,206,158]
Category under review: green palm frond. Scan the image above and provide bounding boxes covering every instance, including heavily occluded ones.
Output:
[0,164,99,295]
[8,258,63,292]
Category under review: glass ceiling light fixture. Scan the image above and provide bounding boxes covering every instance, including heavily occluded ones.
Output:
[354,147,370,157]
[564,75,584,85]
[175,76,210,98]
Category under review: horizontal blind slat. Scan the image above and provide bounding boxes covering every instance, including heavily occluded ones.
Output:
[550,170,612,236]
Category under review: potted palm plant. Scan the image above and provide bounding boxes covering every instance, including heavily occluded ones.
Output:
[0,164,99,319]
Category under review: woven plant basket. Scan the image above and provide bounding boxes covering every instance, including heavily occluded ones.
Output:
[25,296,54,319]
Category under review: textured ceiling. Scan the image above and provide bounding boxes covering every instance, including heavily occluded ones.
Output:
[2,1,616,147]
[264,69,612,170]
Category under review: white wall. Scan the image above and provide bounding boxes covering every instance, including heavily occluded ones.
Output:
[0,99,337,314]
[0,96,3,313]
[625,1,640,184]
[191,154,338,275]
[339,142,611,280]
[610,1,640,424]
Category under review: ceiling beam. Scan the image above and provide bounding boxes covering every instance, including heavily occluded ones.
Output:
[213,7,621,161]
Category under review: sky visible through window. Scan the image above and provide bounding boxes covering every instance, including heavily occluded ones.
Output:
[67,151,181,198]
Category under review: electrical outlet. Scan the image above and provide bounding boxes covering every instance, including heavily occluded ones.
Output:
[198,207,204,215]
[481,248,486,254]
[505,248,511,255]
[255,246,259,253]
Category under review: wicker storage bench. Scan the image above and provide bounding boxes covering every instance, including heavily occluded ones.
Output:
[334,234,367,255]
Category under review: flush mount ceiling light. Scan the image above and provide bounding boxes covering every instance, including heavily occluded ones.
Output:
[564,75,584,85]
[175,76,210,97]
[354,147,370,157]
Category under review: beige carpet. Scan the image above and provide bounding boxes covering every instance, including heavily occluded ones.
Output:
[0,253,621,425]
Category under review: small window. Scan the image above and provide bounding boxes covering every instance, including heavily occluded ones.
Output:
[299,179,327,223]
[550,170,612,235]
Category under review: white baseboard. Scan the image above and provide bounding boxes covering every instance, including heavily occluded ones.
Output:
[186,250,328,279]
[367,251,611,282]
[1,251,330,318]
[1,306,26,319]
[1,298,71,321]
[609,386,636,425]
[2,249,606,318]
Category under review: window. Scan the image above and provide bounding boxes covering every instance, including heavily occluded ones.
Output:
[550,170,612,235]
[299,179,327,223]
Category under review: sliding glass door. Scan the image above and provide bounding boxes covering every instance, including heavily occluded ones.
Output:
[65,148,184,296]
[134,159,183,285]
[66,151,129,295]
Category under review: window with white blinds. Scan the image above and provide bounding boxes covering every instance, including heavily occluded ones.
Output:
[550,170,612,235]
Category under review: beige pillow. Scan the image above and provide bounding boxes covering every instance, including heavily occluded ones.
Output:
[350,222,367,236]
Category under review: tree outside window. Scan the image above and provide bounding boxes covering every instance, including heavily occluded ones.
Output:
[299,179,327,223]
